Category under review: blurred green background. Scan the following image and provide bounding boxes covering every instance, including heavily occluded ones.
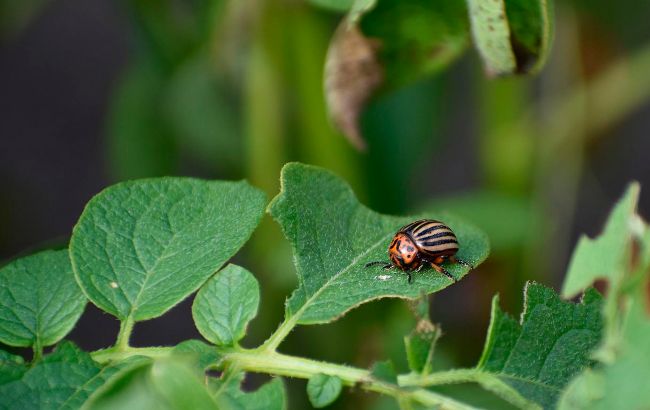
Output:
[1,0,649,408]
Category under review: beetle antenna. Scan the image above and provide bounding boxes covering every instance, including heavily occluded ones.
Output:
[365,261,388,268]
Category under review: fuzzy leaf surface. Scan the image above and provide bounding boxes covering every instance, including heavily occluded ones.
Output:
[0,342,131,410]
[0,250,86,348]
[192,264,260,346]
[307,374,343,408]
[477,283,603,409]
[269,163,489,324]
[558,290,650,410]
[70,178,265,321]
[467,0,553,76]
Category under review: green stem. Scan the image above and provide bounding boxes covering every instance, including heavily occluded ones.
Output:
[399,369,541,410]
[116,316,135,351]
[91,346,172,363]
[226,349,478,410]
[91,345,476,410]
[32,339,43,363]
[261,314,300,352]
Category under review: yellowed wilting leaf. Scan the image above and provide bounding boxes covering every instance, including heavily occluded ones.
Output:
[324,22,383,150]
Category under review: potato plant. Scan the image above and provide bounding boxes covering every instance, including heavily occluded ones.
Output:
[1,163,647,409]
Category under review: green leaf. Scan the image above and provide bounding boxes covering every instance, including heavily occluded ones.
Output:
[211,369,287,410]
[192,264,260,346]
[70,178,266,321]
[404,321,441,375]
[359,0,469,88]
[558,290,650,410]
[269,163,489,324]
[562,182,641,298]
[0,249,86,348]
[424,191,535,253]
[477,283,603,409]
[370,360,397,384]
[0,342,132,410]
[233,378,287,410]
[307,374,343,408]
[325,0,469,146]
[0,350,26,385]
[85,359,217,410]
[466,0,553,76]
[171,340,222,370]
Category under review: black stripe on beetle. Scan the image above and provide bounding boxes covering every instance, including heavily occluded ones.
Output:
[418,231,454,241]
[364,219,474,284]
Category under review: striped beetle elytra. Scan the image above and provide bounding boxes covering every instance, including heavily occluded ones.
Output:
[365,219,473,283]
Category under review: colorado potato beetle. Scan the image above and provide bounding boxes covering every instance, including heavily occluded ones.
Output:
[365,219,473,283]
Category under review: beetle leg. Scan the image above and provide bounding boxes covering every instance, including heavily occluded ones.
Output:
[407,272,413,284]
[431,262,457,282]
[450,256,473,269]
[365,261,388,268]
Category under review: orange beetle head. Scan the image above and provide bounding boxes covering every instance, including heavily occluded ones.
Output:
[388,233,421,271]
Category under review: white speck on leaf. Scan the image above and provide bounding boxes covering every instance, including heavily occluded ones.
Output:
[376,275,392,281]
[110,281,118,289]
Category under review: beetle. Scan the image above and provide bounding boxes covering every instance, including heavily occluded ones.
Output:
[365,219,473,283]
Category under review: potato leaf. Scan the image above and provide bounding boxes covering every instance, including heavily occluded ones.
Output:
[0,342,133,410]
[467,0,553,76]
[477,283,603,409]
[0,249,86,349]
[0,350,26,386]
[562,182,642,298]
[211,369,287,410]
[558,288,650,410]
[269,163,489,324]
[325,0,469,148]
[84,359,217,410]
[70,178,265,322]
[307,374,343,408]
[192,264,260,346]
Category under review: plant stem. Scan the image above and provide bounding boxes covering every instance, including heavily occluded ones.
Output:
[91,346,172,363]
[90,345,477,409]
[225,349,478,410]
[261,314,300,352]
[399,369,541,410]
[116,316,135,351]
[32,339,43,363]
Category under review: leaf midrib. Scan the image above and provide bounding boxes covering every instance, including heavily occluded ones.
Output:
[128,188,208,319]
[289,231,393,323]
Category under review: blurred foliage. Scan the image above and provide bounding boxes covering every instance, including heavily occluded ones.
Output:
[2,0,650,408]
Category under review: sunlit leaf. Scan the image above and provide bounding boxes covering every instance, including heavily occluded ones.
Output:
[562,182,641,298]
[307,374,343,408]
[477,283,602,409]
[192,264,260,346]
[70,178,266,321]
[270,163,489,324]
